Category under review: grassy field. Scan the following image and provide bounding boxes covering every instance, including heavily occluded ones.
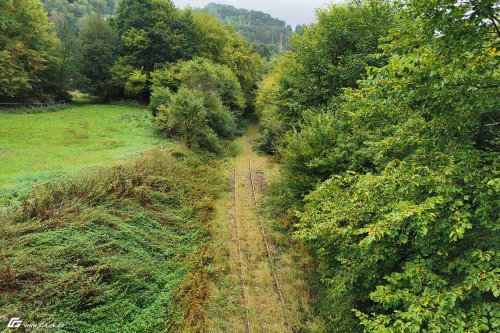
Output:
[0,103,162,196]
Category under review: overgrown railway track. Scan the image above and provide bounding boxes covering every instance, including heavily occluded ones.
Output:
[231,169,252,333]
[248,160,294,333]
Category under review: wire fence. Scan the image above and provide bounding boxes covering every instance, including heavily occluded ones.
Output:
[0,102,68,109]
[0,143,165,212]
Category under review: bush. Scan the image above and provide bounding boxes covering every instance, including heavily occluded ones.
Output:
[149,86,172,116]
[155,88,227,153]
[262,0,499,331]
[150,58,245,118]
[203,93,236,139]
[124,69,149,100]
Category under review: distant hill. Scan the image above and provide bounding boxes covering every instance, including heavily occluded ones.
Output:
[41,0,117,29]
[41,0,117,17]
[201,3,293,58]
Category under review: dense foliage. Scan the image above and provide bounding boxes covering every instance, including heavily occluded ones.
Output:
[1,0,262,109]
[201,2,293,58]
[256,0,395,154]
[192,11,262,109]
[0,0,63,101]
[259,0,499,331]
[151,58,244,152]
[0,147,222,332]
[42,0,117,20]
[79,14,120,98]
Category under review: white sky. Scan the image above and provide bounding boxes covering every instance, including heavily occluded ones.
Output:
[171,0,332,28]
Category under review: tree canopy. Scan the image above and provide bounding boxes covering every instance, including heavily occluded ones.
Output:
[258,0,499,331]
[0,0,62,101]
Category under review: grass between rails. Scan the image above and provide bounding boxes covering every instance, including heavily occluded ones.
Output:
[0,102,162,196]
[0,146,223,332]
[204,127,325,332]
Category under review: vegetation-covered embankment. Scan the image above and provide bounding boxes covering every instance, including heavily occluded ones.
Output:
[257,0,499,331]
[0,147,223,332]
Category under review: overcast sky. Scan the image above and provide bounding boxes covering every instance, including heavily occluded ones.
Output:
[171,0,331,28]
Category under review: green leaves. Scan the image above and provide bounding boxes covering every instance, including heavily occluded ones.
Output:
[0,0,61,100]
[261,0,499,331]
[152,58,244,153]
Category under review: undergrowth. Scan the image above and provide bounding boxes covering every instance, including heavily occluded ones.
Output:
[0,146,222,332]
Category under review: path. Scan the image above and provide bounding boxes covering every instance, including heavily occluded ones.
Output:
[207,126,317,333]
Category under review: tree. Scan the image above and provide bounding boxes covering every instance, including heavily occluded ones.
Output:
[151,58,245,117]
[80,14,120,98]
[0,0,61,101]
[256,0,395,155]
[152,58,241,149]
[114,0,199,72]
[265,0,499,331]
[156,88,223,153]
[193,11,262,109]
[48,10,83,97]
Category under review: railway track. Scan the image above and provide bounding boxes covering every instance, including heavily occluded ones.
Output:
[248,160,294,333]
[231,169,252,333]
[227,157,294,333]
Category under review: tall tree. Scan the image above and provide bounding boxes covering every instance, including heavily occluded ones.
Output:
[193,12,262,110]
[80,14,119,98]
[114,0,199,71]
[48,10,83,97]
[0,0,61,101]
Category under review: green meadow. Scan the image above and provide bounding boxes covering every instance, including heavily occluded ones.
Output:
[0,103,162,195]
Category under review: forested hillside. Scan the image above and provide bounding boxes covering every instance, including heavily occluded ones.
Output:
[258,0,499,331]
[201,3,293,58]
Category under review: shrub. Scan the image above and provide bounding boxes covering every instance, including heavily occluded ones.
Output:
[151,58,245,118]
[149,86,172,116]
[155,88,226,153]
[125,69,149,100]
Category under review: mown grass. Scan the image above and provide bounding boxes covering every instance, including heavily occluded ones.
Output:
[0,147,223,332]
[0,103,162,195]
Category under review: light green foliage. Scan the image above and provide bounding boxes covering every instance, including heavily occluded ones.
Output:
[155,88,231,153]
[275,0,395,123]
[256,0,395,154]
[80,14,119,98]
[125,69,149,100]
[151,57,245,116]
[255,56,293,154]
[0,0,61,100]
[0,146,222,332]
[265,0,499,331]
[0,103,161,194]
[149,86,172,116]
[193,12,262,108]
[110,57,135,97]
[151,58,243,152]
